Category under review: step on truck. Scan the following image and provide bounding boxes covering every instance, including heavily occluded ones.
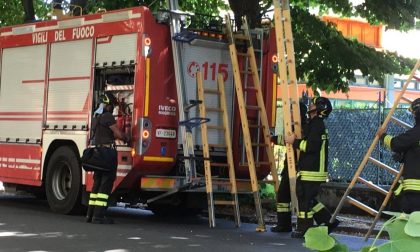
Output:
[0,5,278,216]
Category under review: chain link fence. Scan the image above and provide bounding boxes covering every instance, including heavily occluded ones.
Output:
[326,108,414,185]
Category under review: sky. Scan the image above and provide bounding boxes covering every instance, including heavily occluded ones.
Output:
[348,0,419,58]
[382,29,420,58]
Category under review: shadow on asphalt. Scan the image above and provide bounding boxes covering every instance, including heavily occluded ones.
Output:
[0,193,211,227]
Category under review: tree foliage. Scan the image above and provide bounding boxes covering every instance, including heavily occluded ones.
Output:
[0,0,418,93]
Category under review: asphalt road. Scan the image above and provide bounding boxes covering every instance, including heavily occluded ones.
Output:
[0,193,385,252]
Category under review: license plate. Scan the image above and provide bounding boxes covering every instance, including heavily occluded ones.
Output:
[156,129,176,139]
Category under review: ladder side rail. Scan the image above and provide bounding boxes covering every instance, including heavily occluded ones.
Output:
[241,53,250,164]
[273,0,299,214]
[381,59,420,128]
[330,59,420,223]
[364,165,405,240]
[282,9,302,140]
[218,74,241,227]
[196,71,216,228]
[226,15,266,231]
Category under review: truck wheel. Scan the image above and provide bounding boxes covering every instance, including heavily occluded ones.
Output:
[45,146,82,214]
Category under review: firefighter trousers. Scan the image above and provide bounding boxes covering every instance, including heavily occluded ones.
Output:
[274,167,292,231]
[401,191,420,213]
[87,147,117,221]
[295,180,333,233]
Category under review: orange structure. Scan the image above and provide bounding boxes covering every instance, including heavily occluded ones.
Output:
[322,16,383,48]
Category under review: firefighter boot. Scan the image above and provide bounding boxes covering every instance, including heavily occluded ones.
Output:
[86,193,97,223]
[86,205,94,223]
[312,204,340,233]
[271,212,292,232]
[92,206,114,224]
[327,219,340,234]
[291,217,313,239]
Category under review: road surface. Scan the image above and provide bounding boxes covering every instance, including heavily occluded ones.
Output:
[0,193,385,252]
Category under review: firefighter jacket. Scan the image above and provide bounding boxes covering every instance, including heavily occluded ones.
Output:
[292,117,328,182]
[382,122,420,192]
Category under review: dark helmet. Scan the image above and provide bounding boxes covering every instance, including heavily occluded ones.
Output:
[100,92,117,113]
[409,98,420,116]
[100,92,116,105]
[312,97,332,118]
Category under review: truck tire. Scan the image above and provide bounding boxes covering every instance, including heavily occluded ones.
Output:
[45,146,83,214]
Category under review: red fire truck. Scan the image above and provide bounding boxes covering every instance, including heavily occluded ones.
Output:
[0,6,277,214]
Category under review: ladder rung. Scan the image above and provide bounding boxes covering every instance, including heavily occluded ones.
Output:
[211,163,229,167]
[347,196,378,216]
[240,161,271,167]
[207,125,225,131]
[391,116,412,129]
[256,161,270,166]
[246,106,261,111]
[208,144,227,148]
[262,180,276,184]
[252,143,267,147]
[206,107,223,113]
[368,157,399,175]
[240,70,252,74]
[237,52,249,57]
[357,177,388,195]
[212,181,232,185]
[234,34,249,41]
[244,87,258,92]
[249,124,263,129]
[214,200,235,206]
[401,96,413,104]
[204,88,220,95]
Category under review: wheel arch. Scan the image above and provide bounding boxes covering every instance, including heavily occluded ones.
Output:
[41,131,88,184]
[42,140,80,184]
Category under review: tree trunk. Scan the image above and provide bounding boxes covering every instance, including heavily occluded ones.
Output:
[70,0,88,16]
[22,0,35,23]
[228,0,261,29]
[53,0,64,9]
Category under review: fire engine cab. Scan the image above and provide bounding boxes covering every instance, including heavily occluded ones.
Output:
[0,5,277,215]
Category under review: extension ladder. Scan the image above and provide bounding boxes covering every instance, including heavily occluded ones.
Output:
[239,29,265,166]
[273,0,303,214]
[225,15,279,232]
[196,72,241,228]
[330,59,420,240]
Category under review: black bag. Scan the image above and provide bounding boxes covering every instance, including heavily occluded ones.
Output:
[81,147,115,172]
[81,114,116,172]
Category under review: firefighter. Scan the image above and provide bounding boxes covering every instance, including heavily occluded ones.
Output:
[377,98,420,213]
[285,97,339,238]
[271,102,308,233]
[86,92,128,224]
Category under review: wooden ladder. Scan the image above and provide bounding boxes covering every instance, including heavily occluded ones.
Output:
[330,59,420,240]
[196,72,241,228]
[273,0,303,214]
[225,15,279,232]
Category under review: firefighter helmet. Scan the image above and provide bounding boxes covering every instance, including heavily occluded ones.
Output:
[312,97,332,118]
[100,92,116,105]
[409,98,420,116]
